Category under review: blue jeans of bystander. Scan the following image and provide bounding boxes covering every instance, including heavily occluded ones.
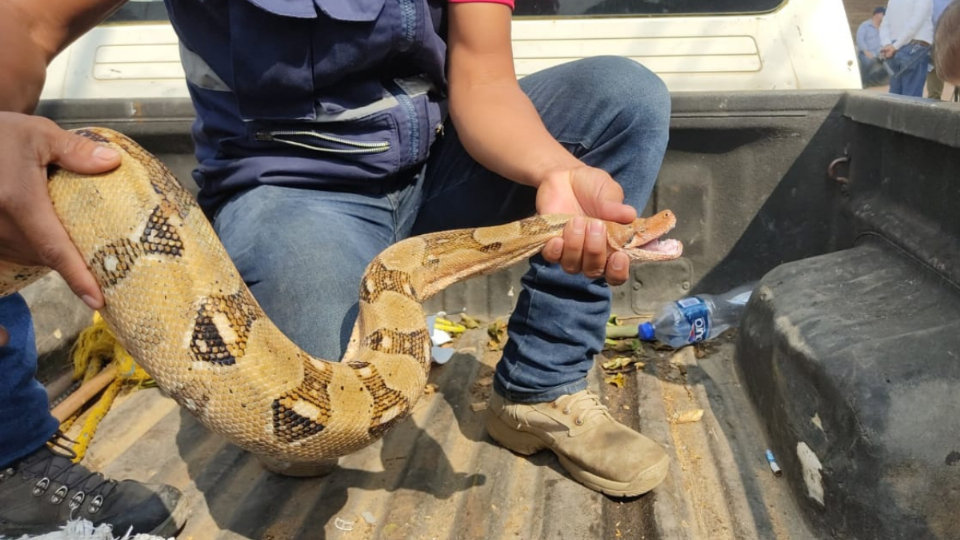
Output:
[888,42,932,97]
[0,294,60,467]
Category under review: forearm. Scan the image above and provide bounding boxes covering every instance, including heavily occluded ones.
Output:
[449,82,581,188]
[447,3,580,188]
[0,0,125,112]
[879,21,892,47]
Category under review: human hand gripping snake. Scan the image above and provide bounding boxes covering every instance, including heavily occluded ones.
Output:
[0,128,683,466]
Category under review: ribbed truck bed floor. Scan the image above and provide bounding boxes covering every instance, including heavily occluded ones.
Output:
[74,330,817,540]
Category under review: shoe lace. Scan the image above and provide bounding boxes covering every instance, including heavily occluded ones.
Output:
[556,391,609,427]
[18,431,119,513]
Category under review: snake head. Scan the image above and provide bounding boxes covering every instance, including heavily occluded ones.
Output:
[607,210,683,261]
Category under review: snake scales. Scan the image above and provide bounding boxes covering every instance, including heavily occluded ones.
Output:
[0,128,682,465]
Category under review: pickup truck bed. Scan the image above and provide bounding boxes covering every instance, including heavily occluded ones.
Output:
[27,90,960,539]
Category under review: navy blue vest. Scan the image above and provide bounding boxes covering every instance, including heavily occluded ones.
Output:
[163,0,448,212]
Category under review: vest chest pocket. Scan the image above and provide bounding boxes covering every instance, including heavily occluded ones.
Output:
[256,131,391,155]
[249,112,402,181]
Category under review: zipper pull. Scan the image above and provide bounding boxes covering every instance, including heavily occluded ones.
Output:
[254,131,274,142]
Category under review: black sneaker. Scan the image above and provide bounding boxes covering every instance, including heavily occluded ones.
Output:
[0,434,188,537]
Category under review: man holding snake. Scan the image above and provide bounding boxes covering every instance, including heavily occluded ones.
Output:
[0,0,671,535]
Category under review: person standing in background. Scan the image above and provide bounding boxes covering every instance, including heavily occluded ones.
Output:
[927,0,955,99]
[857,7,888,87]
[880,0,934,97]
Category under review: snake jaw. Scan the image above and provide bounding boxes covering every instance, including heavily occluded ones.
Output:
[621,237,684,261]
[608,210,684,262]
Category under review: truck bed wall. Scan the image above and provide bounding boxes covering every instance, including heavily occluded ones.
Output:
[33,90,957,346]
[36,91,853,318]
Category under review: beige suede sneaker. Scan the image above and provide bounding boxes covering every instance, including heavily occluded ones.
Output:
[485,389,669,497]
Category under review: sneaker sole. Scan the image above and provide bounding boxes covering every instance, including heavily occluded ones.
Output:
[150,493,191,538]
[557,452,669,498]
[486,411,669,498]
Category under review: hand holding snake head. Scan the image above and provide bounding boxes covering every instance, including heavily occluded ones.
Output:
[535,164,640,285]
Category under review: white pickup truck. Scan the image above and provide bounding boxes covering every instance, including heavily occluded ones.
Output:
[40,0,860,103]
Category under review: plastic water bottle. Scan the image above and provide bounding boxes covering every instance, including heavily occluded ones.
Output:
[638,282,757,348]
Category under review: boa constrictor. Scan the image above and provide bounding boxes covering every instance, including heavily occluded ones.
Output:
[0,128,682,465]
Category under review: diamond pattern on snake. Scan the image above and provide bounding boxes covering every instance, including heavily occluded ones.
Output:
[190,291,261,366]
[271,361,334,443]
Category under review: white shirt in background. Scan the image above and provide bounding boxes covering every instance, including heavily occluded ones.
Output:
[879,0,934,50]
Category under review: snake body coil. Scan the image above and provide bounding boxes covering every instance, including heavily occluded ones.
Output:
[0,128,681,465]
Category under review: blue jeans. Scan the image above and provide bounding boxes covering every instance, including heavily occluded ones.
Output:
[858,52,890,88]
[213,57,670,403]
[0,294,60,467]
[888,42,931,97]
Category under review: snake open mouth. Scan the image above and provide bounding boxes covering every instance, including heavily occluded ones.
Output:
[636,238,683,257]
[617,212,684,261]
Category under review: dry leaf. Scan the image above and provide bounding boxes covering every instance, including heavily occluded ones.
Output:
[672,409,704,424]
[604,373,625,388]
[486,320,508,351]
[601,356,632,371]
[604,338,637,352]
[601,356,646,373]
[460,313,481,329]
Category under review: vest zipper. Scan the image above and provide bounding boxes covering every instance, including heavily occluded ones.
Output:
[393,92,420,164]
[398,0,417,51]
[255,130,390,154]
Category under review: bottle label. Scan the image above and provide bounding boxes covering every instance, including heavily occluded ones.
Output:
[675,297,710,344]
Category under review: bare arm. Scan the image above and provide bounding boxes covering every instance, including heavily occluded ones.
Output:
[446,3,635,284]
[0,0,125,322]
[879,16,893,49]
[0,0,126,112]
[447,3,580,187]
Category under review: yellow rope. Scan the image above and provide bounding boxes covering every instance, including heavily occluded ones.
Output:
[70,378,123,461]
[64,312,153,462]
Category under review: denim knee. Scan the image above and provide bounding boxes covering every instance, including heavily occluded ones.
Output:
[212,186,396,360]
[560,56,670,205]
[569,57,670,123]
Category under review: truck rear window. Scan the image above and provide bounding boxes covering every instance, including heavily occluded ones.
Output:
[515,0,786,16]
[105,0,787,23]
[106,0,168,23]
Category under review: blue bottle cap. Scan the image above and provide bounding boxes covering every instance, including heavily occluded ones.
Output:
[639,322,656,341]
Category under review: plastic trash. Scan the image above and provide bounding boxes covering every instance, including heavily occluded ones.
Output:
[638,282,757,349]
